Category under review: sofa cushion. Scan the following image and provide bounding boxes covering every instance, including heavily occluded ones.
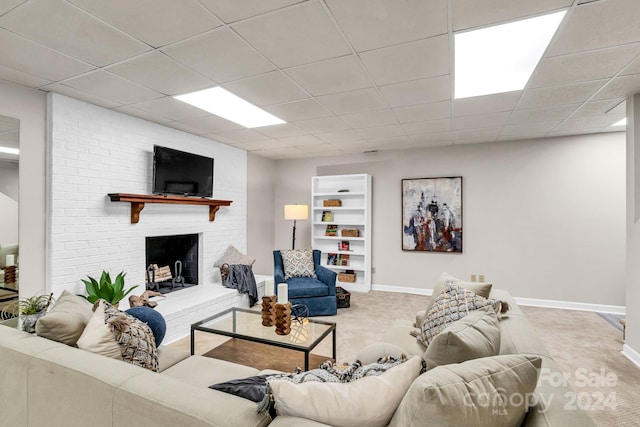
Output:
[425,272,492,315]
[419,281,498,346]
[214,245,256,267]
[35,290,93,346]
[389,354,542,427]
[125,306,167,346]
[264,355,422,427]
[281,249,317,280]
[286,277,328,298]
[78,300,159,372]
[424,306,501,370]
[163,355,260,387]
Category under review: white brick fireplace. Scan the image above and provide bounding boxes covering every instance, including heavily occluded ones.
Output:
[47,94,256,342]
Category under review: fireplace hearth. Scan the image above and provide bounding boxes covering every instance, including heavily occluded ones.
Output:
[145,234,199,294]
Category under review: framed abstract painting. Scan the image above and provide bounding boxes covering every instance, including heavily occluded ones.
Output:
[402,177,462,253]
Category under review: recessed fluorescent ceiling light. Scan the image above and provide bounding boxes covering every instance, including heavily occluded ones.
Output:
[174,87,285,128]
[611,118,626,127]
[0,146,19,155]
[455,11,566,99]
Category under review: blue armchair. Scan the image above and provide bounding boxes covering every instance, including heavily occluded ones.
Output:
[273,249,337,316]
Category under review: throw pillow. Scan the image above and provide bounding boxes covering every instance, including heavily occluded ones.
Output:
[125,306,167,346]
[35,290,94,346]
[77,300,159,372]
[424,272,493,316]
[214,245,255,268]
[389,354,542,427]
[280,249,317,280]
[210,374,271,402]
[77,300,123,360]
[261,355,422,427]
[424,306,501,370]
[419,281,501,347]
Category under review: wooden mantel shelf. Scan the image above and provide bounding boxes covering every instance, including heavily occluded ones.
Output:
[108,193,232,224]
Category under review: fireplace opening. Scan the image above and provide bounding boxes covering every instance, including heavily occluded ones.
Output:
[145,234,198,294]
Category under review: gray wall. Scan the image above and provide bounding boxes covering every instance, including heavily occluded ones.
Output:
[0,80,47,298]
[247,153,276,276]
[264,132,626,306]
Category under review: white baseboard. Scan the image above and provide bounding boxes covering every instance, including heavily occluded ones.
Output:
[622,344,640,368]
[514,297,625,315]
[371,284,432,296]
[371,284,625,315]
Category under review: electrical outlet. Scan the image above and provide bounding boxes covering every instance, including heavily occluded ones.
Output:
[470,274,477,282]
[479,274,485,282]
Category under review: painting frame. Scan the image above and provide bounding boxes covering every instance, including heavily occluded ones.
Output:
[402,176,463,253]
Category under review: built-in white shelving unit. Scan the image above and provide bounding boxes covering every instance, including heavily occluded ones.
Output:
[311,174,372,292]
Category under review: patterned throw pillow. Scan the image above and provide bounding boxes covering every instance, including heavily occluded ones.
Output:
[281,249,317,280]
[418,281,501,347]
[78,300,159,372]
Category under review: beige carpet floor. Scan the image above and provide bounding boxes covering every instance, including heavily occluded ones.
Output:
[172,290,639,426]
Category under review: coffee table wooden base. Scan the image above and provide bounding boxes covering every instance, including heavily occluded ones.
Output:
[203,338,332,372]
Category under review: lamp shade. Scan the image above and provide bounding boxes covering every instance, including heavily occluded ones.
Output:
[284,204,309,220]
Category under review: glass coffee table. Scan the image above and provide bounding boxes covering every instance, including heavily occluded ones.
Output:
[191,307,336,371]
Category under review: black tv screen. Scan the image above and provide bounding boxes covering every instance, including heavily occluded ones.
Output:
[152,145,214,198]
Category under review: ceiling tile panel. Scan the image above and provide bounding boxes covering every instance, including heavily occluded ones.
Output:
[570,99,624,118]
[0,0,150,66]
[107,51,214,96]
[326,0,447,51]
[0,0,25,15]
[548,0,640,56]
[622,55,640,76]
[517,80,605,109]
[530,44,640,88]
[379,75,450,108]
[128,97,211,122]
[454,126,502,141]
[161,27,275,83]
[591,74,640,101]
[509,104,578,124]
[0,64,51,88]
[198,0,303,24]
[114,105,172,123]
[253,123,309,139]
[0,28,95,81]
[339,109,397,128]
[393,101,451,123]
[292,116,350,133]
[60,71,163,105]
[213,129,273,143]
[317,88,387,115]
[222,71,309,106]
[231,1,351,68]
[174,114,243,134]
[41,82,123,109]
[554,115,626,132]
[501,121,560,137]
[357,125,405,139]
[263,99,332,122]
[68,0,222,47]
[452,0,571,31]
[360,35,449,85]
[313,130,365,143]
[454,111,510,130]
[402,119,451,135]
[284,55,371,96]
[408,132,452,146]
[453,92,521,116]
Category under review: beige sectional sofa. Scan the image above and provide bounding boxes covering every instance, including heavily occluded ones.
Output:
[0,288,594,427]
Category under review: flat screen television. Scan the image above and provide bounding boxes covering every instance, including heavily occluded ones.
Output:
[152,145,214,198]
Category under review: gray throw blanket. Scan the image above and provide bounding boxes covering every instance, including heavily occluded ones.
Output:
[225,264,258,306]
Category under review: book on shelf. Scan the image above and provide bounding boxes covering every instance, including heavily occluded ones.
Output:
[339,240,350,251]
[321,210,334,222]
[338,254,350,266]
[327,253,338,266]
[325,224,338,236]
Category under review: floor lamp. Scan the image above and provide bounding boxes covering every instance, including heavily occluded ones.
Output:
[284,204,309,250]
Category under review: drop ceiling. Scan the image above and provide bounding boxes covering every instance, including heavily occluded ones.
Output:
[0,0,637,159]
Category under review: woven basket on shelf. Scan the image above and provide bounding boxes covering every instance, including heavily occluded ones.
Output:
[341,229,359,237]
[337,272,356,283]
[323,199,342,207]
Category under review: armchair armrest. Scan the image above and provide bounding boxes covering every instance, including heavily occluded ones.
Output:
[316,265,337,296]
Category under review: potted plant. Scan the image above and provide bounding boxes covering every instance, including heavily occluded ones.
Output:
[80,271,137,307]
[1,293,55,333]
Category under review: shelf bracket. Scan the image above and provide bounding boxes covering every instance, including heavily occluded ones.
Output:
[131,202,145,224]
[209,205,220,222]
